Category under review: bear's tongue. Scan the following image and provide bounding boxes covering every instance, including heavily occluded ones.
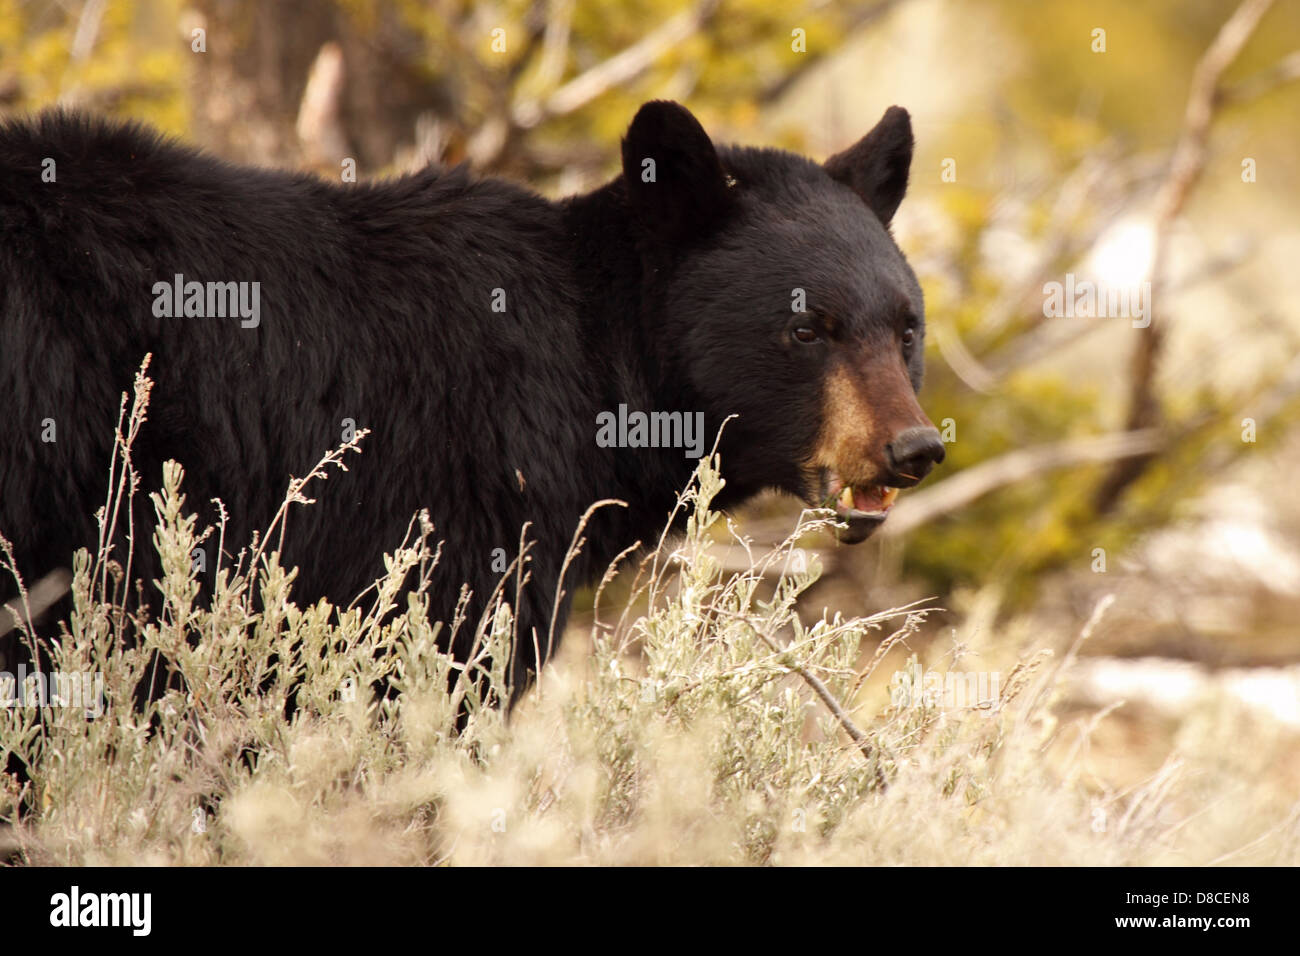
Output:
[826,472,899,516]
[837,484,898,515]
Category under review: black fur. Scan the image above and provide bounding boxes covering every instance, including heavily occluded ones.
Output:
[0,100,929,703]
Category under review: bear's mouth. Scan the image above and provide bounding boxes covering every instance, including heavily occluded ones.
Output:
[815,469,899,544]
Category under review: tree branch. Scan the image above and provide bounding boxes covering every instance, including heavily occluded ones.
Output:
[886,430,1165,537]
[510,0,720,130]
[1217,48,1300,106]
[1094,0,1277,513]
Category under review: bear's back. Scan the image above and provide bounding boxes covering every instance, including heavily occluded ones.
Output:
[0,111,595,622]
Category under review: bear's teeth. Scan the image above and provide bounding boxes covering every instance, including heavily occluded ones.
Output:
[839,486,855,511]
[881,487,899,508]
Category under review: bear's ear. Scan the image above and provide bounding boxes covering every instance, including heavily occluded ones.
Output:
[824,106,913,227]
[621,100,733,243]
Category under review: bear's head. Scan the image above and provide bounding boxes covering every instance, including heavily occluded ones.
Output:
[621,100,944,543]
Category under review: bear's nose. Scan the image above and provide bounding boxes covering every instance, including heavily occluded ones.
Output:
[885,426,945,484]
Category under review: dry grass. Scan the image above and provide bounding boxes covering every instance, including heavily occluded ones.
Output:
[2,365,1297,866]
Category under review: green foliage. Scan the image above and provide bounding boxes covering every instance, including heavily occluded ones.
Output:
[0,0,188,132]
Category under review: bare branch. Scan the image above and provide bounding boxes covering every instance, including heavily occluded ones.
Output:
[1095,0,1277,512]
[753,629,877,764]
[296,43,349,169]
[885,430,1165,536]
[69,0,108,63]
[0,569,71,641]
[1217,48,1300,106]
[533,0,575,92]
[1155,0,1276,227]
[510,0,719,129]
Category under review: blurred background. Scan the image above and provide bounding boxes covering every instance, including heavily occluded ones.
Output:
[4,0,1299,803]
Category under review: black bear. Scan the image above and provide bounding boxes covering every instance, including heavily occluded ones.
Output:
[0,100,943,702]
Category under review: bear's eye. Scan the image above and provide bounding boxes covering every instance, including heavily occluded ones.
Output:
[902,327,916,351]
[791,326,821,345]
